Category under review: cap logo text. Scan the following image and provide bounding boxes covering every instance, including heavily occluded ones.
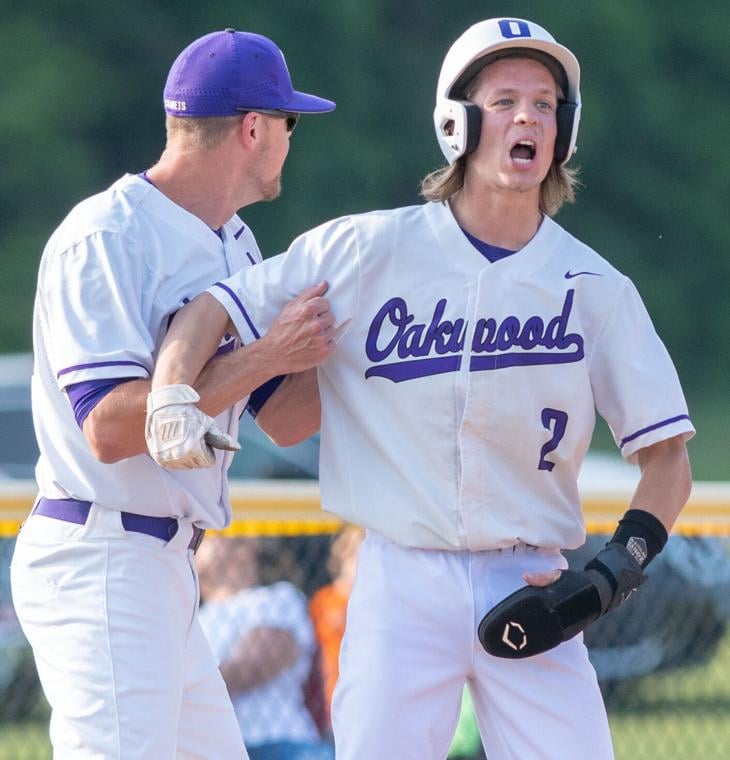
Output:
[164,99,187,112]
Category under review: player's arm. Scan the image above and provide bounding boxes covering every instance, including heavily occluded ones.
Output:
[479,435,691,659]
[85,283,331,463]
[147,218,358,468]
[82,349,318,463]
[153,282,332,392]
[626,434,692,530]
[145,282,334,468]
[80,348,274,464]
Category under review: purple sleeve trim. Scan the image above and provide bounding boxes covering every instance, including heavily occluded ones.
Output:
[67,377,137,429]
[619,414,691,448]
[212,282,261,340]
[57,360,149,379]
[246,375,286,418]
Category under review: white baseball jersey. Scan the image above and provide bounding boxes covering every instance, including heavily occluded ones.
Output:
[209,201,694,550]
[32,173,261,529]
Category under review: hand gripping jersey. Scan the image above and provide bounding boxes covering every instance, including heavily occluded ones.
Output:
[33,174,262,528]
[209,201,694,550]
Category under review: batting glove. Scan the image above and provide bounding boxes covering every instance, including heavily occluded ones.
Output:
[145,384,240,470]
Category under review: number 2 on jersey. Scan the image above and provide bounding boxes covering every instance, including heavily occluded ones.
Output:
[538,408,568,471]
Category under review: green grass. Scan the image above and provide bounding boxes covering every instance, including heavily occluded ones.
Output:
[2,634,730,759]
[0,722,49,760]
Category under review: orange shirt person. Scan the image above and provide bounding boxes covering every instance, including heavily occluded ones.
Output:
[309,526,364,721]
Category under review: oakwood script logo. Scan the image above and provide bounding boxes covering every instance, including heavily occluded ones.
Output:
[364,289,583,383]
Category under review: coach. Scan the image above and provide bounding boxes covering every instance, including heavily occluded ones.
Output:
[11,29,335,759]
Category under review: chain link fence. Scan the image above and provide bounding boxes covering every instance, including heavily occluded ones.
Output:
[1,517,729,759]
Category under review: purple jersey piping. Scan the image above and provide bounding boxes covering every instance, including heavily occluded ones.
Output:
[57,360,149,379]
[212,282,261,340]
[619,414,691,449]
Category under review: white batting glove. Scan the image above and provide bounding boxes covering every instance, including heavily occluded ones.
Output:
[145,384,240,470]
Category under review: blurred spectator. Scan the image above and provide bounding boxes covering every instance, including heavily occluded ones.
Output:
[308,525,364,724]
[196,535,334,760]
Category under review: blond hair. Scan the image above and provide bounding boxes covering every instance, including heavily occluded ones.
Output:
[420,55,580,216]
[165,114,243,150]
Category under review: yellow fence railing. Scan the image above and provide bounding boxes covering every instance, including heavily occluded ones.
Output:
[1,479,729,537]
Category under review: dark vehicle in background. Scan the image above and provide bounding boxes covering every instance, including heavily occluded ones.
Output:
[0,353,728,707]
[0,354,36,480]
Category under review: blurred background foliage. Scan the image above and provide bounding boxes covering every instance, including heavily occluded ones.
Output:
[0,0,727,477]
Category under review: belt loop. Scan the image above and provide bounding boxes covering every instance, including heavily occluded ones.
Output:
[189,527,205,554]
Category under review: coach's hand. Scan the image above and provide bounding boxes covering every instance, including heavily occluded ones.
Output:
[477,543,646,659]
[262,281,336,375]
[145,384,240,469]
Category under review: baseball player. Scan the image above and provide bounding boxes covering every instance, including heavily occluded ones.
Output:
[145,18,694,760]
[10,29,335,759]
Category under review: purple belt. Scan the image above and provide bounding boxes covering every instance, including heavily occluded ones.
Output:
[34,498,205,553]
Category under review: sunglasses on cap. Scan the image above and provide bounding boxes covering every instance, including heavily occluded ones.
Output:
[237,108,300,132]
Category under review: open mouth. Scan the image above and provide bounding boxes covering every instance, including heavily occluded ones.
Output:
[510,140,536,164]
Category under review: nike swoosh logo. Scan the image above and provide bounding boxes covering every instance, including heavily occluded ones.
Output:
[564,270,602,279]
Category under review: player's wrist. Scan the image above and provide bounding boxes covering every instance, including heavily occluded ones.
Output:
[147,383,200,413]
[583,508,667,609]
[608,508,668,569]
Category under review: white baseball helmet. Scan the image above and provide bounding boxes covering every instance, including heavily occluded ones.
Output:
[433,18,581,166]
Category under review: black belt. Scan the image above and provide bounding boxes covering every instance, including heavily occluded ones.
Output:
[33,498,205,553]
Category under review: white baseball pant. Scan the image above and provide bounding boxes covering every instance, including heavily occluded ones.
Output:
[332,531,614,760]
[11,505,247,759]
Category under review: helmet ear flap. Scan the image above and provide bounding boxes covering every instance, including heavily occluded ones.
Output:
[462,103,482,156]
[433,100,482,164]
[554,102,579,165]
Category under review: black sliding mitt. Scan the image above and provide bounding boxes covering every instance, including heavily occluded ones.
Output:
[477,543,646,659]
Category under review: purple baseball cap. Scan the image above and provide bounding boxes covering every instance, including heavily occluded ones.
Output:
[164,28,336,116]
